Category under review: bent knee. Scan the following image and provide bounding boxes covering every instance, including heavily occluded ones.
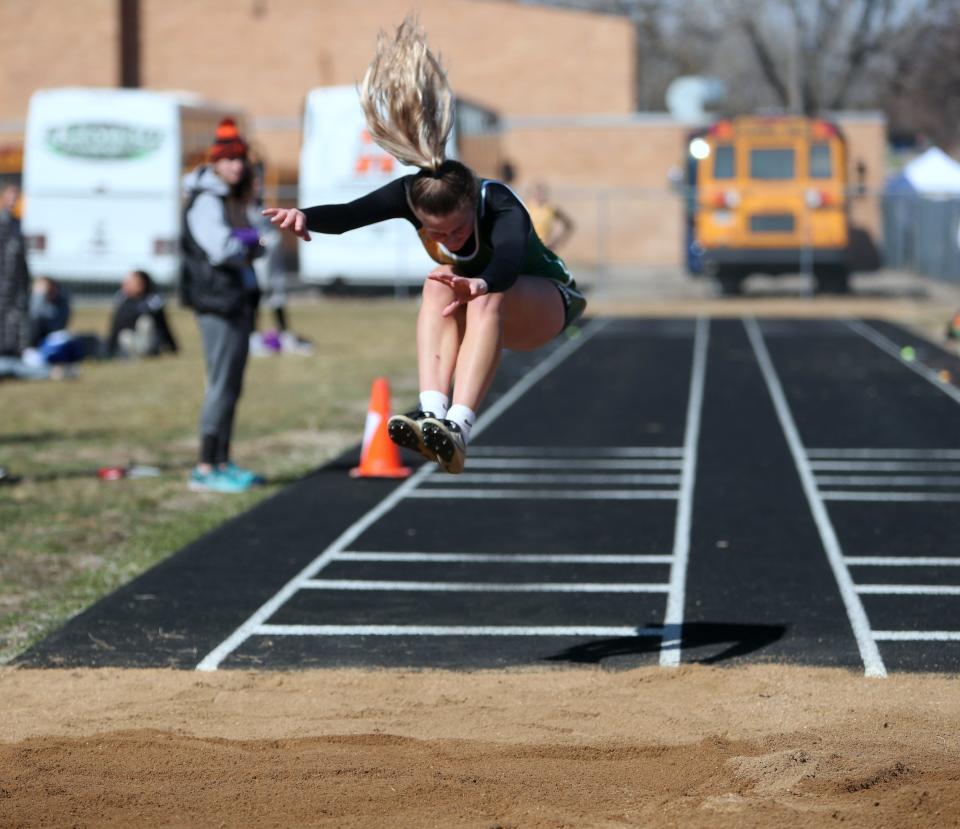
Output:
[422,277,454,303]
[467,292,505,318]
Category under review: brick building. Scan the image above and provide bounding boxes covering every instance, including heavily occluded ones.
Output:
[0,0,885,268]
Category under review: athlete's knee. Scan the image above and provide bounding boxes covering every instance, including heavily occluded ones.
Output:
[467,292,505,320]
[422,276,454,306]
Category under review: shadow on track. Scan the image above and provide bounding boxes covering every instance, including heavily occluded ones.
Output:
[544,622,787,666]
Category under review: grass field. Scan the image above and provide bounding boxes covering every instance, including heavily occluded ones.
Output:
[0,297,419,663]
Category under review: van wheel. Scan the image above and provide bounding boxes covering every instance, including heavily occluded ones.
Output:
[815,266,850,295]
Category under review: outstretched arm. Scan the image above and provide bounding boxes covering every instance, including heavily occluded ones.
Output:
[263,176,414,242]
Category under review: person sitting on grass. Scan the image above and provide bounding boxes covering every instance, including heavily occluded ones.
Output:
[106,270,179,359]
[264,16,586,474]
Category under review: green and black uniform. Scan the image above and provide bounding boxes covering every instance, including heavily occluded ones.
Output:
[302,176,586,328]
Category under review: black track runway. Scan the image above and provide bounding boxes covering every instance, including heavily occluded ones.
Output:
[18,317,960,675]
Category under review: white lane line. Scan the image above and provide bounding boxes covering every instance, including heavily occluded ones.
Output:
[811,461,960,472]
[873,630,960,641]
[195,318,609,671]
[303,579,669,593]
[845,318,960,406]
[661,316,709,668]
[406,488,681,500]
[815,475,960,486]
[808,448,960,459]
[429,473,682,485]
[470,446,685,458]
[337,552,674,564]
[744,317,886,678]
[253,624,664,638]
[821,492,960,502]
[856,585,960,596]
[464,458,684,470]
[845,556,960,567]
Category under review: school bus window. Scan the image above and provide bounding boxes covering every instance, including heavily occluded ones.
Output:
[713,144,735,179]
[750,148,795,179]
[809,143,832,179]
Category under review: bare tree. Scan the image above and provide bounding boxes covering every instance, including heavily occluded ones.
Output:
[514,0,951,123]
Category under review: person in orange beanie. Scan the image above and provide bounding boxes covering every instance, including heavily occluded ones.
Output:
[181,118,265,493]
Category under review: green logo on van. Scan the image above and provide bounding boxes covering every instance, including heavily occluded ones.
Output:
[46,123,165,160]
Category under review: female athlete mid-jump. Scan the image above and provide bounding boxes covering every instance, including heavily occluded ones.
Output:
[265,17,586,474]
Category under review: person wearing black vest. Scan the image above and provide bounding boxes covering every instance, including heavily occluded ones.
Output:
[181,119,263,493]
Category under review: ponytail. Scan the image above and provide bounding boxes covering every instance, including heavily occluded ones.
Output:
[360,15,478,215]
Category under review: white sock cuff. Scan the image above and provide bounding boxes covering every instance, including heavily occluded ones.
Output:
[446,404,477,443]
[419,390,449,418]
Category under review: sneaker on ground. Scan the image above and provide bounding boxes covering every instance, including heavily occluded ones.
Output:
[188,466,252,493]
[222,461,265,486]
[387,409,436,461]
[421,417,467,474]
[249,332,271,357]
[280,331,314,355]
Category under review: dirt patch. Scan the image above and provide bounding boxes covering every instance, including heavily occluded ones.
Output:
[2,664,958,827]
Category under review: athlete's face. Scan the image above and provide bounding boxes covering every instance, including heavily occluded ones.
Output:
[415,203,474,250]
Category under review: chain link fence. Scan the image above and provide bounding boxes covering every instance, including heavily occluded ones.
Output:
[883,193,960,282]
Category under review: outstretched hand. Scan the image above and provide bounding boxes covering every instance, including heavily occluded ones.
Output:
[427,270,489,317]
[262,207,311,241]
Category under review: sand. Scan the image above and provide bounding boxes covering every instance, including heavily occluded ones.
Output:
[2,664,958,827]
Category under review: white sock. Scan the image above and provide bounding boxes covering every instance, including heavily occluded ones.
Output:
[419,390,449,418]
[446,404,477,444]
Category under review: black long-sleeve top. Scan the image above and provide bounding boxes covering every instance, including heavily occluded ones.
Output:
[106,292,178,357]
[301,176,533,294]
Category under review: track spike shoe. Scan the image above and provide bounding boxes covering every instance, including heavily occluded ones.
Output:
[387,409,435,461]
[421,417,467,474]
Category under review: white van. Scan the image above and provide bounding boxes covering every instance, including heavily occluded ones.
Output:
[22,88,243,286]
[298,85,500,286]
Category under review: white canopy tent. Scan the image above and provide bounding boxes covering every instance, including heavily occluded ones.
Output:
[900,147,960,195]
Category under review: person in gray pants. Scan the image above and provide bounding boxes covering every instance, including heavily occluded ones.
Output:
[181,119,264,493]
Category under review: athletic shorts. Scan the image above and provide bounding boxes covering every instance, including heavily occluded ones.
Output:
[521,243,586,330]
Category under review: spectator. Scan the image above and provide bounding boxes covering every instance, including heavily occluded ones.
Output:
[0,184,30,357]
[28,276,71,348]
[106,269,178,358]
[248,166,312,356]
[181,118,264,493]
[526,181,575,252]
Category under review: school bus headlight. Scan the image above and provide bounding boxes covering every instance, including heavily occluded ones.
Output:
[712,190,740,208]
[805,189,836,209]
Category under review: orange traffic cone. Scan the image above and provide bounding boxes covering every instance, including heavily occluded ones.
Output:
[350,378,412,479]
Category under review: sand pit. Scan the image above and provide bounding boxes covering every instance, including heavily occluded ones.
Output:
[2,664,958,827]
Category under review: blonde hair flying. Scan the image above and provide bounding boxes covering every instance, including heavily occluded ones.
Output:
[360,15,454,172]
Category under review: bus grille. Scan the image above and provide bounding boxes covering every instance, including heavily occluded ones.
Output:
[750,214,795,233]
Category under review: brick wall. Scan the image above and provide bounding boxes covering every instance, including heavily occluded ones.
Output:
[0,0,886,269]
[0,0,117,115]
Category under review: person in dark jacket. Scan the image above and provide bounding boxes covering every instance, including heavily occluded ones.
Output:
[0,185,31,357]
[106,269,178,358]
[181,119,263,493]
[28,276,71,348]
[264,18,585,475]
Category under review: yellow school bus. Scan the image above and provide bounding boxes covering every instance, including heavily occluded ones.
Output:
[685,115,850,294]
